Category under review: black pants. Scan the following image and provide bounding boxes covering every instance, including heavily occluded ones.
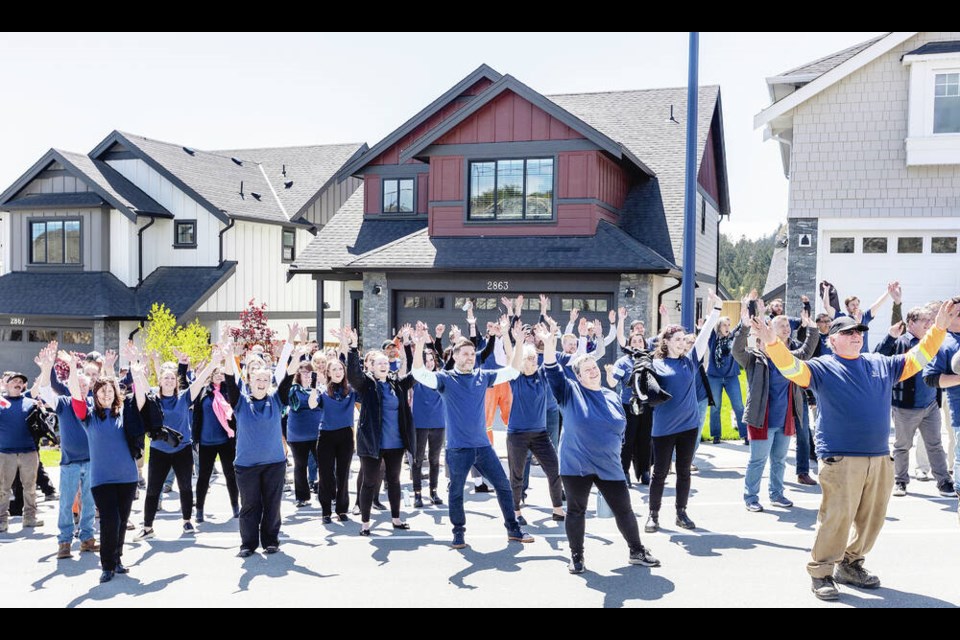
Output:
[196,441,239,513]
[359,450,404,522]
[649,428,699,513]
[622,405,653,481]
[507,431,563,511]
[289,440,316,503]
[91,482,136,571]
[317,429,354,517]
[355,460,384,506]
[144,447,194,527]
[235,461,285,551]
[561,475,642,556]
[412,428,444,493]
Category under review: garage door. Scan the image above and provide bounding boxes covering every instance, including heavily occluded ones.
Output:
[0,325,95,379]
[392,291,616,361]
[819,231,960,350]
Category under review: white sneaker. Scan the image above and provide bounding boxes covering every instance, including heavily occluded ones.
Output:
[915,469,932,482]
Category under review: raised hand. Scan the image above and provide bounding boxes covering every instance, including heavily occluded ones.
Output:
[888,321,905,339]
[298,327,309,343]
[934,299,960,331]
[434,324,445,339]
[608,309,616,324]
[618,306,627,321]
[450,325,461,341]
[171,346,189,365]
[659,303,668,317]
[577,317,588,337]
[889,281,902,304]
[741,295,751,322]
[751,316,777,346]
[412,323,429,346]
[104,349,119,372]
[569,307,579,323]
[539,294,549,311]
[501,296,513,310]
[533,323,551,344]
[800,309,815,328]
[705,288,721,311]
[545,315,558,336]
[510,319,524,344]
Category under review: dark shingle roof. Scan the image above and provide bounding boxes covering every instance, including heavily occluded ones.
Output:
[290,188,427,272]
[904,41,960,57]
[549,86,721,264]
[342,220,676,272]
[776,34,887,79]
[0,262,236,319]
[58,150,171,218]
[212,143,364,219]
[3,192,107,209]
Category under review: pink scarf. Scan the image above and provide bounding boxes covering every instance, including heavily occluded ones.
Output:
[211,383,235,438]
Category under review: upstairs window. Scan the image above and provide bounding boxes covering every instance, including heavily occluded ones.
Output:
[934,73,960,134]
[30,219,81,265]
[383,178,414,214]
[174,220,197,248]
[468,158,553,221]
[281,228,296,263]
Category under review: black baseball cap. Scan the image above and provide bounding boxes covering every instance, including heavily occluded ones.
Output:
[5,372,28,384]
[828,316,869,336]
[381,340,396,350]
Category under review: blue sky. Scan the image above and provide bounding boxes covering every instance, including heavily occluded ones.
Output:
[0,32,884,239]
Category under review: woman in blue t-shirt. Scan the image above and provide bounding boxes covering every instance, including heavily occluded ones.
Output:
[192,360,241,523]
[136,355,220,542]
[646,290,721,534]
[279,360,325,509]
[67,351,148,584]
[315,357,357,523]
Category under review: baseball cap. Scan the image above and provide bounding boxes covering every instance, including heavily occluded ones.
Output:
[828,316,869,336]
[5,372,28,384]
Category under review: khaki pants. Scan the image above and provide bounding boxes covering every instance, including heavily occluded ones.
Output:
[0,451,40,525]
[807,455,893,578]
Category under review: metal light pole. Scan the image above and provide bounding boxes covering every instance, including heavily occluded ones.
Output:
[680,32,699,332]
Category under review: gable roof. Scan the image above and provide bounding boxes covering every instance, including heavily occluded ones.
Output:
[398,75,655,177]
[337,64,503,179]
[0,148,170,221]
[755,33,916,130]
[904,40,960,57]
[212,142,366,220]
[773,34,888,82]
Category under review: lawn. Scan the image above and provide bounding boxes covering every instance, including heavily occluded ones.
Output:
[702,370,748,441]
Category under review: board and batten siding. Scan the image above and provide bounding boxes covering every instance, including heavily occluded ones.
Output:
[9,207,108,272]
[300,176,362,227]
[110,209,138,286]
[22,173,92,196]
[106,159,220,275]
[197,221,317,315]
[694,191,719,281]
[0,210,10,274]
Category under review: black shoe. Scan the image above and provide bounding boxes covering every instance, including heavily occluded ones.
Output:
[937,481,956,498]
[264,546,279,555]
[675,509,696,530]
[568,552,585,574]
[196,512,205,524]
[99,570,115,584]
[114,562,128,575]
[359,527,371,537]
[372,501,387,511]
[392,522,410,530]
[629,546,661,567]
[322,515,332,524]
[644,511,659,533]
[712,436,721,444]
[834,559,880,589]
[640,472,650,486]
[430,491,444,506]
[811,576,840,600]
[414,495,424,509]
[337,514,349,522]
[552,513,566,522]
[474,483,491,494]
[561,489,566,502]
[236,549,255,558]
[516,515,528,526]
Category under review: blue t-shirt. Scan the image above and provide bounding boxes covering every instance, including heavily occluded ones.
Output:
[807,353,906,457]
[320,390,356,431]
[508,371,548,433]
[612,355,635,405]
[412,383,445,430]
[766,359,790,430]
[0,396,37,453]
[650,354,701,437]
[555,352,579,380]
[379,382,404,450]
[536,354,560,411]
[818,333,833,356]
[707,332,740,379]
[234,392,286,468]
[433,369,501,448]
[83,405,139,487]
[923,331,960,427]
[55,396,90,465]
[286,387,323,443]
[199,395,230,446]
[544,363,625,481]
[152,391,192,454]
[389,359,401,373]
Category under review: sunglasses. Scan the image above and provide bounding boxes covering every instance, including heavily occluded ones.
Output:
[838,329,863,336]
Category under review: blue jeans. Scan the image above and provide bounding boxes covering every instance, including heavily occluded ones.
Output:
[446,446,518,536]
[953,427,960,494]
[795,406,812,476]
[58,461,96,544]
[707,375,746,439]
[693,399,708,456]
[744,426,791,504]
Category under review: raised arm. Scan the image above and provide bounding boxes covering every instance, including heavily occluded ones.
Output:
[897,300,956,383]
[868,285,892,318]
[604,310,619,347]
[130,361,148,411]
[888,281,903,325]
[410,323,439,389]
[616,306,627,348]
[756,318,812,388]
[188,347,222,402]
[272,322,300,385]
[821,283,837,319]
[691,289,722,362]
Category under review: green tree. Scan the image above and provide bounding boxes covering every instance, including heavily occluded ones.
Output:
[719,227,780,299]
[140,303,211,383]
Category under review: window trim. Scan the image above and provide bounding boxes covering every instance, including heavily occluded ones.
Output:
[903,54,960,165]
[466,156,556,223]
[934,71,960,135]
[173,219,198,249]
[828,236,855,254]
[381,177,416,215]
[27,217,83,266]
[281,227,296,264]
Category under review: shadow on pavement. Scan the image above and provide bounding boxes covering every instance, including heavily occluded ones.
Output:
[236,549,335,593]
[669,531,808,557]
[447,542,567,590]
[130,538,226,566]
[769,505,817,531]
[65,573,188,608]
[31,550,101,591]
[840,585,957,609]
[575,566,675,607]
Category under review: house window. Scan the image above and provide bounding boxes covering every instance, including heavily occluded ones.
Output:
[454,297,498,311]
[281,228,296,263]
[468,158,554,221]
[402,296,445,309]
[898,237,923,254]
[174,220,197,248]
[829,237,854,254]
[61,330,93,345]
[383,178,414,214]
[28,329,58,343]
[932,237,958,253]
[30,219,81,265]
[934,73,960,134]
[862,237,888,254]
[560,298,608,313]
[0,330,23,342]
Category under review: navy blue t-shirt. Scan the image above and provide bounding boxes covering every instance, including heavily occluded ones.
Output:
[320,389,356,431]
[412,383,445,430]
[55,396,90,465]
[379,382,404,450]
[0,396,37,453]
[508,371,549,433]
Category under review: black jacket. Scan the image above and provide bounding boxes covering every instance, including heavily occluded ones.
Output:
[190,375,240,443]
[876,332,941,409]
[346,348,416,458]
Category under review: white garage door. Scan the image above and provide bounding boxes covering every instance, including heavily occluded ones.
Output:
[819,230,960,350]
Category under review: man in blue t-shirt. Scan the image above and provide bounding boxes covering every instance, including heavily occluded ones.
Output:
[0,371,42,532]
[763,300,959,602]
[922,305,960,494]
[823,282,901,353]
[411,323,533,550]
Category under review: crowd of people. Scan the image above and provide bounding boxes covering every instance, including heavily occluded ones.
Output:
[2,285,959,600]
